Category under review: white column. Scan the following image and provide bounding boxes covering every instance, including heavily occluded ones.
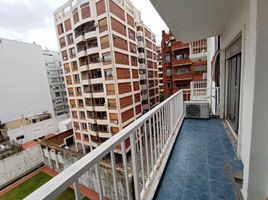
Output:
[244,0,268,199]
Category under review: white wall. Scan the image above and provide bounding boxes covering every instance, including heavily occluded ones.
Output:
[7,114,69,143]
[206,37,216,89]
[220,0,268,199]
[247,0,268,198]
[0,145,43,188]
[58,118,72,132]
[0,39,54,123]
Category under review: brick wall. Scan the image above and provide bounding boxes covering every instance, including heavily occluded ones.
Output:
[111,17,126,36]
[120,96,133,108]
[96,0,106,16]
[115,51,129,65]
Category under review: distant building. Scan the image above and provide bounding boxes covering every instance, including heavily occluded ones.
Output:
[156,46,164,101]
[43,50,69,116]
[136,23,159,112]
[161,31,207,98]
[0,39,68,143]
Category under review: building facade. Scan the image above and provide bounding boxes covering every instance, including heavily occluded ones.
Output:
[0,39,68,144]
[156,46,163,101]
[43,50,69,116]
[161,31,207,98]
[136,23,159,112]
[54,0,158,153]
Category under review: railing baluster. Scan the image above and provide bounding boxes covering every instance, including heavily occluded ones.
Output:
[155,112,160,160]
[161,107,164,150]
[110,151,119,200]
[159,109,162,153]
[153,114,157,164]
[144,122,150,181]
[73,180,81,200]
[149,117,154,171]
[95,164,104,200]
[138,127,145,189]
[130,132,140,200]
[121,141,130,200]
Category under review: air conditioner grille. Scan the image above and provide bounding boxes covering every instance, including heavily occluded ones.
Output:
[186,104,201,117]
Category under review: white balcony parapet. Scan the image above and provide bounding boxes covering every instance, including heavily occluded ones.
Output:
[25,88,219,200]
[189,39,207,60]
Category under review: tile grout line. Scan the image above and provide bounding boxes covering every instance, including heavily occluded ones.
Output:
[206,123,212,200]
[180,125,193,200]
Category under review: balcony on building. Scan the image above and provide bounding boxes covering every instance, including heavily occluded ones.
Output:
[25,84,244,200]
[189,39,207,61]
[74,21,96,41]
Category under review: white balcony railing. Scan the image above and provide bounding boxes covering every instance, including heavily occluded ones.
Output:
[25,88,219,200]
[189,39,207,60]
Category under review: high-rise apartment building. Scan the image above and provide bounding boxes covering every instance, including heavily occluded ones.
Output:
[54,0,158,152]
[43,50,69,116]
[161,31,207,98]
[136,23,159,112]
[156,46,163,100]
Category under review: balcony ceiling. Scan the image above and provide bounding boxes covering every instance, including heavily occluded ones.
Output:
[150,0,236,41]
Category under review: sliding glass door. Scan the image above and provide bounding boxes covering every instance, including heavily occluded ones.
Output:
[226,36,242,134]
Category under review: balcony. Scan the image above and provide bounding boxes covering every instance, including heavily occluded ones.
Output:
[25,88,242,200]
[171,42,189,51]
[172,73,193,81]
[172,58,192,66]
[189,39,207,61]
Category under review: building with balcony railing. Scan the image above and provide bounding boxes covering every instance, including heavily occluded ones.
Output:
[162,31,208,99]
[136,23,159,112]
[156,46,164,100]
[54,0,158,153]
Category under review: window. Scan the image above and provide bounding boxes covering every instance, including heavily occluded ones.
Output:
[166,69,172,77]
[137,36,143,42]
[176,67,190,74]
[72,61,78,71]
[128,28,135,40]
[81,123,87,130]
[138,48,144,53]
[175,53,188,60]
[140,80,146,84]
[92,69,102,78]
[103,53,111,62]
[69,48,76,58]
[74,74,80,82]
[98,18,108,32]
[66,34,74,45]
[57,23,64,35]
[195,65,207,72]
[139,69,146,74]
[138,58,145,64]
[59,37,66,48]
[165,54,170,63]
[100,35,109,49]
[167,82,172,89]
[105,69,113,78]
[16,135,25,140]
[62,50,68,60]
[55,92,61,97]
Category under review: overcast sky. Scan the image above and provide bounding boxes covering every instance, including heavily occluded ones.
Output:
[0,0,168,51]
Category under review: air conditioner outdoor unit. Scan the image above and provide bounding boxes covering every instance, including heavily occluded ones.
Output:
[184,101,209,119]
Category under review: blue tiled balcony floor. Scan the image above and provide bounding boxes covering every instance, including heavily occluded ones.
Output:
[154,119,243,200]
